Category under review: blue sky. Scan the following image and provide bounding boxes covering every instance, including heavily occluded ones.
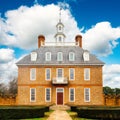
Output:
[0,0,120,88]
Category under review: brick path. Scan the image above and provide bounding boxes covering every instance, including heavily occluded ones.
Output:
[47,110,72,120]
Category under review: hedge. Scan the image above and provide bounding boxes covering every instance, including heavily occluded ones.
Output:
[73,106,120,120]
[0,106,49,119]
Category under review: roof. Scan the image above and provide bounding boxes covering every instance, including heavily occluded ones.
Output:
[16,46,104,66]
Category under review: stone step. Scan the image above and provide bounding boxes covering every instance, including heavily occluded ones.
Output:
[50,105,71,110]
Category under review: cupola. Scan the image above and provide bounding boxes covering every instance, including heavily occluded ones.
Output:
[54,8,66,45]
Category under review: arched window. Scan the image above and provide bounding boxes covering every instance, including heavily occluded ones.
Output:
[31,52,37,61]
[69,52,75,61]
[57,52,63,61]
[45,52,51,61]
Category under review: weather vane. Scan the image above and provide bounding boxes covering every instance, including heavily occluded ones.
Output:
[59,7,62,22]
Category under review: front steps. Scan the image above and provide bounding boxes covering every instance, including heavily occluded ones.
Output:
[50,105,71,110]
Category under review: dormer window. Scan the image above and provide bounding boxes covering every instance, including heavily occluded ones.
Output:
[69,52,75,61]
[83,51,89,61]
[45,52,51,61]
[31,52,37,61]
[57,52,63,61]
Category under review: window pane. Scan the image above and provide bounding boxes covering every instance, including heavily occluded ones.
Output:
[46,69,50,80]
[30,68,36,80]
[46,88,51,102]
[46,52,51,61]
[70,88,74,102]
[58,69,62,78]
[30,88,36,102]
[70,68,74,80]
[84,68,90,80]
[69,52,75,61]
[57,52,63,61]
[85,88,90,102]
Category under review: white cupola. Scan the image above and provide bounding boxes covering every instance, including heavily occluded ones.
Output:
[54,8,66,45]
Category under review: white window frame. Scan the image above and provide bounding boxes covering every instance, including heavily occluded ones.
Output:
[84,68,90,80]
[31,52,37,61]
[45,52,51,61]
[45,68,51,80]
[69,52,75,61]
[57,68,64,78]
[57,52,63,61]
[84,88,90,102]
[45,88,51,102]
[30,88,36,102]
[69,88,75,102]
[69,68,75,80]
[30,68,36,81]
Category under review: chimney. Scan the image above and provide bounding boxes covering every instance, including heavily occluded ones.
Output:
[75,35,82,48]
[38,35,45,48]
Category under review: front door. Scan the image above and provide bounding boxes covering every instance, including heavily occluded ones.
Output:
[56,88,64,105]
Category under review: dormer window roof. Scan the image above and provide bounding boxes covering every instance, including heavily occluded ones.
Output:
[83,50,89,61]
[31,52,37,61]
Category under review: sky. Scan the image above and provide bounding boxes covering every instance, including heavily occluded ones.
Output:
[0,0,120,88]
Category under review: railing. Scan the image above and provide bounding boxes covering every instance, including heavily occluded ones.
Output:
[41,42,79,46]
[52,77,68,84]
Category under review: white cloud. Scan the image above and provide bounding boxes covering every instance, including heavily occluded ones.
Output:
[0,48,18,83]
[0,4,80,50]
[83,22,120,56]
[103,64,120,88]
[0,48,14,63]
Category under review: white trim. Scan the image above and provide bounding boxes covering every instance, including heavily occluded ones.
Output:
[69,88,75,102]
[57,52,63,61]
[30,68,36,81]
[45,52,51,61]
[84,88,90,102]
[30,88,36,102]
[56,88,64,105]
[57,68,64,78]
[84,68,90,81]
[17,63,104,66]
[45,88,51,102]
[69,68,75,80]
[45,68,51,81]
[69,52,75,61]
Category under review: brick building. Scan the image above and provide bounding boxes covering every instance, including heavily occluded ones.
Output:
[16,12,104,106]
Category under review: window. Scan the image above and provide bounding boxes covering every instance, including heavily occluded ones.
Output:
[30,88,36,102]
[57,68,63,78]
[59,26,61,30]
[31,52,37,61]
[45,88,51,102]
[30,68,36,80]
[83,51,89,61]
[45,52,51,61]
[84,68,90,80]
[69,68,75,80]
[59,36,62,42]
[69,88,75,102]
[84,88,90,102]
[46,68,51,80]
[69,52,75,61]
[57,52,63,61]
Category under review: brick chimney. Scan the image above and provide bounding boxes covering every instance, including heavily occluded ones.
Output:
[75,35,82,48]
[38,35,45,48]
